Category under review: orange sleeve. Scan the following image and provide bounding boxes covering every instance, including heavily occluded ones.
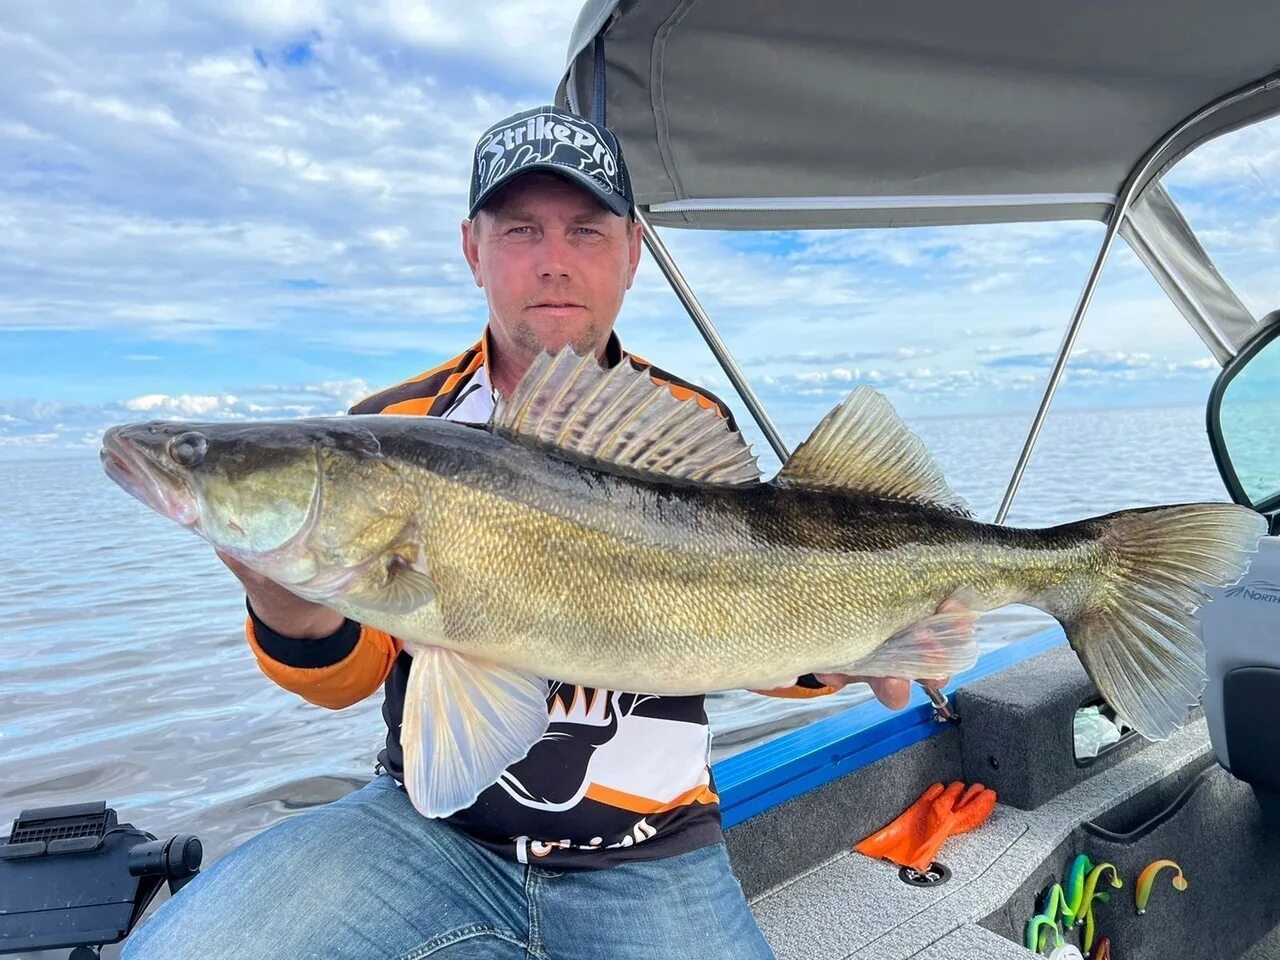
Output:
[245,617,403,710]
[749,683,841,699]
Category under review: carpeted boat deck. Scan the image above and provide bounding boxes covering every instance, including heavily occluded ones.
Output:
[1246,925,1280,960]
[750,717,1278,958]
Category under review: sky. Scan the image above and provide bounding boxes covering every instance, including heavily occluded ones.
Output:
[1,2,1278,460]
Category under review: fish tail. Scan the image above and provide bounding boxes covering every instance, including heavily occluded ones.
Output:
[1050,503,1265,740]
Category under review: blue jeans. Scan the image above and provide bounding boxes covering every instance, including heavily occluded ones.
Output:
[121,773,775,959]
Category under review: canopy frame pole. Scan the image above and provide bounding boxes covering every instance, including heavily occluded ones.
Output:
[634,206,790,462]
[993,76,1280,525]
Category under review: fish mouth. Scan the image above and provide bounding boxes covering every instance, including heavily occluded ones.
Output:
[101,428,200,529]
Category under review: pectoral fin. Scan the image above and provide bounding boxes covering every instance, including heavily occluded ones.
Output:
[401,646,549,818]
[349,549,438,616]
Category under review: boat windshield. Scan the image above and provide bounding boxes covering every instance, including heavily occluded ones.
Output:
[1159,113,1280,318]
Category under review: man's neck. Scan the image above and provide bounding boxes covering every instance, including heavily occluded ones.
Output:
[485,328,620,399]
[489,355,530,400]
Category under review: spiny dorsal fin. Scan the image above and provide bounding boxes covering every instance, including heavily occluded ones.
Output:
[491,349,760,486]
[777,385,972,517]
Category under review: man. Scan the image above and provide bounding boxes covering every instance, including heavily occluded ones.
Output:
[122,106,928,960]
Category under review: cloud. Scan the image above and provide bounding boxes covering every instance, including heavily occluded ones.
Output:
[0,378,372,454]
[0,1,566,349]
[968,271,1017,294]
[45,89,181,130]
[744,346,936,367]
[1167,120,1280,188]
[125,393,237,416]
[0,0,1270,452]
[746,343,1222,418]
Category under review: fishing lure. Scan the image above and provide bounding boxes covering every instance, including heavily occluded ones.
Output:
[1027,883,1074,953]
[1041,883,1068,926]
[1074,863,1120,953]
[1063,854,1093,925]
[1080,861,1122,919]
[1136,858,1187,914]
[1083,899,1103,955]
[1027,913,1064,954]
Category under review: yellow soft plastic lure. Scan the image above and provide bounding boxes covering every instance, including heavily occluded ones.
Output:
[1080,860,1123,953]
[1136,858,1187,914]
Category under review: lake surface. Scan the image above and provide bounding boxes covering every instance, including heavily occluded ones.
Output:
[0,402,1240,957]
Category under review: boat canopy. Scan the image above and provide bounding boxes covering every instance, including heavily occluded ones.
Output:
[557,0,1280,231]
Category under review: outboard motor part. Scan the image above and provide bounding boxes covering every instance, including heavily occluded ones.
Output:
[0,801,201,958]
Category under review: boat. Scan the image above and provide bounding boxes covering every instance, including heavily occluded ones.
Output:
[4,2,1279,956]
[556,3,1280,958]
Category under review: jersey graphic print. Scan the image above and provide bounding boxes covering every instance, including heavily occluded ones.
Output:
[501,683,716,864]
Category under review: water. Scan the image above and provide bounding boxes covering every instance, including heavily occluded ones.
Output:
[0,403,1237,954]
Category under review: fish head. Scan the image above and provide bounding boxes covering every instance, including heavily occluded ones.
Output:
[101,418,420,598]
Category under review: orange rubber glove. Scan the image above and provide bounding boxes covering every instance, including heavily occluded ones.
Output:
[855,781,997,872]
[854,783,946,864]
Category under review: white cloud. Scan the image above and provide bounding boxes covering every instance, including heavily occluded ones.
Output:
[0,0,576,350]
[1168,120,1280,187]
[367,225,410,249]
[969,271,1017,294]
[212,0,331,36]
[45,89,181,129]
[125,393,236,416]
[0,377,374,453]
[0,119,49,140]
[0,0,1272,445]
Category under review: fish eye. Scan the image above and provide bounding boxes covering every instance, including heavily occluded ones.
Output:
[167,431,208,467]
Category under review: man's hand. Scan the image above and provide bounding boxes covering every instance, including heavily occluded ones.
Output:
[815,598,972,709]
[813,674,949,710]
[215,550,345,640]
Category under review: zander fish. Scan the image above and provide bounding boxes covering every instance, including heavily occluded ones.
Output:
[100,350,1265,818]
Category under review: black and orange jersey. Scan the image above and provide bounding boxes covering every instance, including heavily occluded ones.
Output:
[245,329,837,868]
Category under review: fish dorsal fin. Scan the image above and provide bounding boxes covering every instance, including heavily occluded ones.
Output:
[778,385,972,517]
[491,349,760,486]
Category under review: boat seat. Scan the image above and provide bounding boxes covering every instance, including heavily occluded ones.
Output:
[1198,535,1280,797]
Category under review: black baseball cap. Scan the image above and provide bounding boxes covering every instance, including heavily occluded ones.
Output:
[468,106,633,219]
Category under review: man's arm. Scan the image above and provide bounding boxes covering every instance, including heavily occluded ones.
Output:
[221,550,345,639]
[751,674,937,709]
[219,552,401,710]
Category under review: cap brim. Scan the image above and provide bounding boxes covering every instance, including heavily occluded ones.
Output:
[469,163,631,219]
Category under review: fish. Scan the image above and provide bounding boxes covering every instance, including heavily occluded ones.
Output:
[100,349,1266,819]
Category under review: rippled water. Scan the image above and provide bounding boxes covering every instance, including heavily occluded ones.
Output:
[0,403,1237,956]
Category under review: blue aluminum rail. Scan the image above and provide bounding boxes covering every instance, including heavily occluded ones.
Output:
[715,626,1068,828]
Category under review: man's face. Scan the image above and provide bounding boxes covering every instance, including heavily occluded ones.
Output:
[461,173,642,364]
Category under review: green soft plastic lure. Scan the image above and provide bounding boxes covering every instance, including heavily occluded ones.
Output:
[1027,913,1064,954]
[1063,854,1093,925]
